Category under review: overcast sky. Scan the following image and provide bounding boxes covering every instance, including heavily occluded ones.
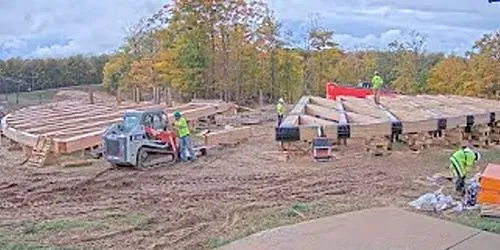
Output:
[1,0,499,59]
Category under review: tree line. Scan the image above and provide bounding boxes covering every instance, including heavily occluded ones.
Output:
[102,0,500,104]
[0,55,109,94]
[0,0,498,103]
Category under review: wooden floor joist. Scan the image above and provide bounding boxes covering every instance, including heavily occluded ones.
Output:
[277,94,500,142]
[1,100,232,154]
[304,104,340,122]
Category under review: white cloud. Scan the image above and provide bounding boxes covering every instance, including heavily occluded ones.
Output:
[272,0,500,54]
[0,0,499,58]
[335,29,404,50]
[0,36,27,50]
[0,0,168,58]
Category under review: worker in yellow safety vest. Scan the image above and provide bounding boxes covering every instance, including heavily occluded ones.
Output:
[371,71,383,105]
[173,111,195,161]
[276,98,285,126]
[449,146,481,194]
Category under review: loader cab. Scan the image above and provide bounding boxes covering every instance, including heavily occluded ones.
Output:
[122,109,169,132]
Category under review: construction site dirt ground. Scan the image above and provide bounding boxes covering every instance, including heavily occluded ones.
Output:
[1,114,500,249]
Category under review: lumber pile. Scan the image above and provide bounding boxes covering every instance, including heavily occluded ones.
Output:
[365,136,392,156]
[469,124,491,148]
[478,164,500,218]
[403,132,433,151]
[444,128,466,146]
[489,121,500,144]
[26,136,53,167]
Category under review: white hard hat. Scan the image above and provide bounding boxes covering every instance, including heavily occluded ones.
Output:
[279,98,284,103]
[475,152,481,162]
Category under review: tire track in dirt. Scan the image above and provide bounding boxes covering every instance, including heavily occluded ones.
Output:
[0,123,433,250]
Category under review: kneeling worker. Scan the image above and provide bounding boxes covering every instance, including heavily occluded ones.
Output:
[449,146,481,195]
[173,111,196,161]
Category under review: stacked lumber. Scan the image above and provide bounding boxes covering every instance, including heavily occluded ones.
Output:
[444,128,466,146]
[27,136,53,167]
[365,136,392,156]
[403,132,433,151]
[478,164,500,218]
[489,121,500,144]
[469,124,491,148]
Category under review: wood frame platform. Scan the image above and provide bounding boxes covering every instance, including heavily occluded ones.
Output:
[1,100,232,154]
[276,95,500,142]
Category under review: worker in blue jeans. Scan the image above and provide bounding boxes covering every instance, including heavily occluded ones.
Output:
[173,111,196,161]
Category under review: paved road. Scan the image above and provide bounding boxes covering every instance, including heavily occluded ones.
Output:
[221,207,500,250]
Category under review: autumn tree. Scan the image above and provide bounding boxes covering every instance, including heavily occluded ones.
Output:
[427,56,468,94]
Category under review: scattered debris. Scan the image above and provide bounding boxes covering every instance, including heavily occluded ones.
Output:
[410,175,481,213]
[409,189,462,212]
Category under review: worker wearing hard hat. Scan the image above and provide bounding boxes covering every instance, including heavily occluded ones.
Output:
[371,71,383,105]
[449,146,481,195]
[276,98,285,126]
[173,111,196,161]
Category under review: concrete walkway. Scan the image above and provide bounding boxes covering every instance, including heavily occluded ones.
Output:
[221,207,500,250]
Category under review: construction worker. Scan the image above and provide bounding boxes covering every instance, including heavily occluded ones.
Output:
[371,71,383,105]
[276,98,285,126]
[173,111,196,161]
[449,146,481,195]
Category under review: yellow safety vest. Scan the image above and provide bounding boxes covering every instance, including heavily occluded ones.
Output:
[174,117,190,138]
[276,103,284,115]
[372,75,383,90]
[449,148,476,178]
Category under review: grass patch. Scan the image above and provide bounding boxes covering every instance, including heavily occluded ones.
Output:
[284,202,311,217]
[107,212,153,229]
[0,212,151,250]
[0,84,103,112]
[456,215,500,234]
[22,219,105,235]
[207,237,231,249]
[0,241,69,250]
[0,228,75,250]
[479,149,500,164]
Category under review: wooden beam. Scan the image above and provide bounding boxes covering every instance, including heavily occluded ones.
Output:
[300,115,334,126]
[304,104,340,122]
[1,115,38,147]
[345,111,381,124]
[290,96,310,115]
[350,122,393,138]
[282,96,310,127]
[309,96,338,109]
[341,97,390,123]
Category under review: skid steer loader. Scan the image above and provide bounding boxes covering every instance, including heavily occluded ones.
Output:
[102,108,206,169]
